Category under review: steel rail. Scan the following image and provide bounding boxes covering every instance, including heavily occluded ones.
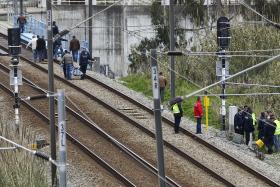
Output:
[79,61,280,187]
[0,76,135,187]
[85,73,280,187]
[0,41,235,186]
[3,51,233,185]
[0,34,276,186]
[0,63,180,187]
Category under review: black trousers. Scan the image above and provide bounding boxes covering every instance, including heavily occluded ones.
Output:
[80,64,87,79]
[174,115,181,133]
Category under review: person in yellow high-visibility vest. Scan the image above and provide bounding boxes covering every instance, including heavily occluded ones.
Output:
[273,119,280,152]
[252,112,257,126]
[171,102,183,134]
[251,112,257,140]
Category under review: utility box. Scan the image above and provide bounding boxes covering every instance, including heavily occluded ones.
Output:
[228,106,238,133]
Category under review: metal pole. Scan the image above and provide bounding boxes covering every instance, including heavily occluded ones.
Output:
[58,89,67,187]
[46,0,57,186]
[13,57,20,132]
[89,0,92,56]
[221,50,226,131]
[169,0,175,99]
[19,0,23,15]
[150,49,166,187]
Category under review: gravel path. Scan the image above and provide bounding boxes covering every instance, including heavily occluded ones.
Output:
[1,49,280,186]
[87,70,280,185]
[1,57,225,186]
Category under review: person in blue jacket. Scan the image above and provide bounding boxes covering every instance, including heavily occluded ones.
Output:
[79,47,92,80]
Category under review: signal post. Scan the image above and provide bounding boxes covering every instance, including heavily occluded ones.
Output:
[216,17,230,131]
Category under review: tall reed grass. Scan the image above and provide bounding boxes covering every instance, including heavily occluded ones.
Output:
[0,115,48,187]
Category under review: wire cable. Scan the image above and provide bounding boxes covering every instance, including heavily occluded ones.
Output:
[196,92,280,97]
[226,82,280,88]
[240,0,279,26]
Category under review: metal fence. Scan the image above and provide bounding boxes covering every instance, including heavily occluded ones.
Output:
[0,0,38,8]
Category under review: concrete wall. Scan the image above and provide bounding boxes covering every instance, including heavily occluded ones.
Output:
[23,5,242,77]
[31,5,153,77]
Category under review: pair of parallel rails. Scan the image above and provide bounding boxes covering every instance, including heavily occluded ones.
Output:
[0,33,278,186]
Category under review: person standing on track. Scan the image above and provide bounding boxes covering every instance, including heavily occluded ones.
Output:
[36,36,46,63]
[171,101,183,134]
[159,72,167,102]
[257,112,266,140]
[17,14,27,33]
[26,35,38,63]
[69,36,80,63]
[194,96,203,134]
[79,47,92,80]
[234,108,245,135]
[62,50,73,80]
[264,114,276,154]
[243,107,255,145]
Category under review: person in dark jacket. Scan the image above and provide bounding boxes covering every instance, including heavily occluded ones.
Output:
[258,112,267,139]
[79,47,92,80]
[17,14,27,33]
[264,114,276,154]
[52,21,59,36]
[69,36,80,62]
[36,36,46,63]
[243,107,254,145]
[194,97,203,134]
[171,101,183,134]
[234,108,244,135]
[54,44,64,62]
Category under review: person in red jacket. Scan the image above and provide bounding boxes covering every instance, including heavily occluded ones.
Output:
[194,96,203,134]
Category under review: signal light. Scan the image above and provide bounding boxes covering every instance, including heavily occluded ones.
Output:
[217,17,230,49]
[8,28,21,55]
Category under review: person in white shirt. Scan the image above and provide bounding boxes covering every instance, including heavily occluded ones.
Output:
[26,35,38,62]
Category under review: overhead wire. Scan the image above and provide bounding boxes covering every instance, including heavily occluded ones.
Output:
[226,82,280,88]
[240,0,279,26]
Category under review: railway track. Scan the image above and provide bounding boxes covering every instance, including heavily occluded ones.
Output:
[0,55,228,186]
[0,33,279,186]
[0,89,129,187]
[0,68,137,186]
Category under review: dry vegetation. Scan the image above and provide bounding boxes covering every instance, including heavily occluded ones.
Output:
[0,115,48,187]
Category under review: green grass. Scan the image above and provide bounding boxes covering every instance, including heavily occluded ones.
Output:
[120,74,221,128]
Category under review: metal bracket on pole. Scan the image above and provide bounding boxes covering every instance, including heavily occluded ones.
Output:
[0,147,17,150]
[150,49,166,187]
[167,51,183,56]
